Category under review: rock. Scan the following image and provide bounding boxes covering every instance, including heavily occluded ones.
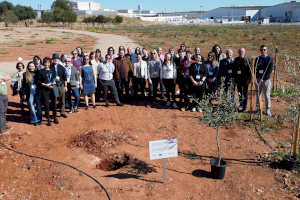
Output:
[25,131,31,135]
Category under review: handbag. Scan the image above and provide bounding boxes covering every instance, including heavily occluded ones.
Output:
[70,80,77,87]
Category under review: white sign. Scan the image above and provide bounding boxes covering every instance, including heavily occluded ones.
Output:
[149,138,178,160]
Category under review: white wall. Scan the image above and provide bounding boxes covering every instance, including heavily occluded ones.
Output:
[260,2,300,22]
[246,10,259,21]
[70,0,100,10]
[196,8,246,20]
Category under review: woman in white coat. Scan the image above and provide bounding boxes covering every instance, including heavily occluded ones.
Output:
[133,54,148,100]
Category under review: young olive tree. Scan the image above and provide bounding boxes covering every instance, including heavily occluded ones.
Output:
[194,77,238,166]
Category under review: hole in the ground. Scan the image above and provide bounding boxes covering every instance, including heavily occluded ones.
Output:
[96,154,131,171]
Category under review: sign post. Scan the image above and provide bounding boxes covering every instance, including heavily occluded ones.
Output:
[149,138,178,184]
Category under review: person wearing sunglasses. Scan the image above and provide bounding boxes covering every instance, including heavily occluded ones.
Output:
[33,55,44,70]
[98,54,123,107]
[107,47,118,61]
[95,49,104,62]
[157,47,165,99]
[205,52,219,100]
[65,57,80,114]
[253,45,273,117]
[212,45,226,63]
[233,48,252,113]
[71,49,82,74]
[79,55,97,110]
[133,54,147,100]
[175,44,186,58]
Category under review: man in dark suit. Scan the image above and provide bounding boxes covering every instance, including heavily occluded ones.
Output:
[218,49,236,100]
[51,53,68,118]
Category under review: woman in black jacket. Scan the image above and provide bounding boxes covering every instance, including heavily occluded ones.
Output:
[22,61,43,126]
[38,57,59,126]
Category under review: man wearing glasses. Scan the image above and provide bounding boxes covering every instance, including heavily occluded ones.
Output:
[113,49,134,102]
[254,45,273,117]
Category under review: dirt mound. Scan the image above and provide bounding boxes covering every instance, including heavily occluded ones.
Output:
[68,129,134,157]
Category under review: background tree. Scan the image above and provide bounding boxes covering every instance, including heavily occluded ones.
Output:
[51,0,77,26]
[0,10,19,29]
[14,5,36,26]
[114,15,123,24]
[41,12,54,25]
[0,1,14,15]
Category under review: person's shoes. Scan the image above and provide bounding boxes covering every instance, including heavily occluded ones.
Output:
[86,106,89,110]
[105,103,110,108]
[267,111,272,117]
[68,107,73,114]
[173,103,178,109]
[5,126,13,130]
[54,118,59,124]
[253,109,259,114]
[176,89,180,94]
[33,122,39,126]
[93,105,98,109]
[47,120,51,126]
[191,107,196,112]
[61,114,68,118]
[146,102,151,108]
[117,103,124,107]
[197,108,203,113]
[0,129,9,135]
[181,107,186,112]
[65,103,70,108]
[166,101,172,106]
[241,108,246,113]
[159,95,165,100]
[74,107,79,113]
[38,121,43,125]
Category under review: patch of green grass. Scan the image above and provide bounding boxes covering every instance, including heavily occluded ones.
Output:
[4,35,9,37]
[276,141,285,146]
[8,45,22,47]
[283,32,291,36]
[88,28,102,33]
[45,39,56,44]
[26,43,35,45]
[200,39,206,43]
[47,29,54,32]
[0,52,9,55]
[187,151,198,160]
[58,182,67,188]
[260,127,271,133]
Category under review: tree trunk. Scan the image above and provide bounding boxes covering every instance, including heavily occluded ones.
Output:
[217,128,221,166]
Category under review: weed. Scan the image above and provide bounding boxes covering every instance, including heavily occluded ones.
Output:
[0,52,9,55]
[4,35,9,37]
[47,29,54,32]
[26,43,35,45]
[263,37,267,40]
[244,32,249,37]
[200,39,206,43]
[276,141,285,146]
[260,127,271,133]
[187,151,198,160]
[58,182,67,188]
[79,172,84,176]
[71,157,78,160]
[46,39,56,44]
[171,115,177,119]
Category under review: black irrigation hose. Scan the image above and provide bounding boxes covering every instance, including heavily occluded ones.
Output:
[252,118,275,151]
[0,138,111,200]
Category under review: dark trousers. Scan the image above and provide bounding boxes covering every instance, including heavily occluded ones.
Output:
[19,90,24,112]
[57,84,65,114]
[237,81,249,109]
[179,78,191,107]
[163,79,176,102]
[191,85,204,107]
[100,79,120,104]
[42,90,57,120]
[0,95,8,130]
[96,78,102,100]
[133,77,145,97]
[160,83,165,97]
[148,77,159,103]
[115,78,130,101]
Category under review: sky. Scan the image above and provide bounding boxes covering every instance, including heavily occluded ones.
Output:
[10,0,287,13]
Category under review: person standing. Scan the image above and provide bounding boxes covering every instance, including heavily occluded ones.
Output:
[233,48,252,112]
[76,47,85,61]
[80,55,97,110]
[98,54,124,107]
[90,51,101,102]
[160,53,178,109]
[192,47,205,62]
[142,48,150,62]
[0,69,12,134]
[113,49,134,102]
[146,49,162,107]
[189,54,207,112]
[254,45,273,117]
[96,49,104,62]
[22,61,42,125]
[133,54,148,100]
[205,52,219,98]
[38,57,59,126]
[179,50,195,111]
[175,43,186,58]
[11,62,25,114]
[218,49,236,99]
[51,53,68,118]
[33,55,44,70]
[108,47,118,61]
[212,45,226,63]
[157,47,165,99]
[65,57,80,114]
[174,49,186,95]
[71,49,82,74]
[125,47,133,60]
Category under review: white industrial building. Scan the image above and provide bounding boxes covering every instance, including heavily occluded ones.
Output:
[259,1,300,22]
[69,0,100,10]
[196,6,269,23]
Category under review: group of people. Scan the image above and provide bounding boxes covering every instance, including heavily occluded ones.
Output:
[6,44,273,129]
